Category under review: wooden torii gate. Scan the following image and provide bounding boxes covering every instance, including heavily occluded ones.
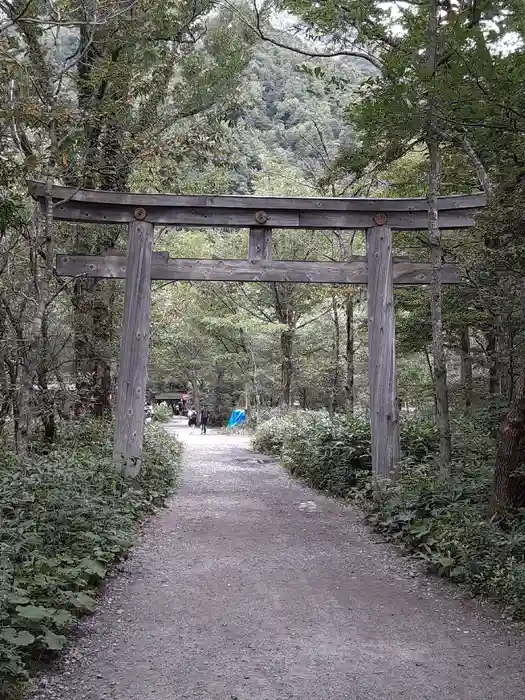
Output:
[29,182,486,478]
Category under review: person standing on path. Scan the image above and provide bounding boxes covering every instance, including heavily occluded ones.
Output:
[187,408,197,431]
[200,407,209,434]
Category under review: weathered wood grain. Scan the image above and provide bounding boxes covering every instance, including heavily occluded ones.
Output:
[113,221,154,477]
[106,249,169,261]
[28,180,486,211]
[367,226,400,477]
[36,202,482,230]
[249,227,273,260]
[28,181,486,230]
[56,254,461,285]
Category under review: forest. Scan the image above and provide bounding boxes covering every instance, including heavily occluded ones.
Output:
[2,0,525,695]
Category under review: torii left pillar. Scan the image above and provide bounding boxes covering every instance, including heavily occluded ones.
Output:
[113,216,154,476]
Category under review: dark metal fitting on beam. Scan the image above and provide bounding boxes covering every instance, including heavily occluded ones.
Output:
[134,207,147,221]
[255,210,268,224]
[374,213,388,226]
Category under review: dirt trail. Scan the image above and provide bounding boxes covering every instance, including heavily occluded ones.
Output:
[33,419,525,700]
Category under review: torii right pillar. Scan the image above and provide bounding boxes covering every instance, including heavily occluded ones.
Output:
[366,223,400,477]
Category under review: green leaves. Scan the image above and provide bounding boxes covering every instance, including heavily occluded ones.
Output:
[356,443,525,617]
[41,630,67,651]
[0,418,182,692]
[0,630,35,647]
[1,626,68,651]
[254,410,372,496]
[52,610,74,627]
[5,592,30,606]
[66,592,97,613]
[255,410,439,498]
[152,402,172,423]
[15,605,51,622]
[79,558,107,580]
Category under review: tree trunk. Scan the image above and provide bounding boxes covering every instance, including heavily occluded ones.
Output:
[427,134,452,471]
[73,277,93,415]
[92,281,112,417]
[273,282,295,410]
[424,347,438,414]
[300,387,307,409]
[490,372,525,514]
[243,342,261,424]
[329,292,341,416]
[486,328,501,397]
[345,294,355,414]
[250,358,261,424]
[191,377,201,425]
[0,307,11,432]
[280,328,293,409]
[12,375,21,453]
[213,365,228,424]
[244,380,250,413]
[73,238,114,418]
[460,324,473,412]
[19,179,56,452]
[38,317,56,443]
[508,323,515,402]
[500,322,513,402]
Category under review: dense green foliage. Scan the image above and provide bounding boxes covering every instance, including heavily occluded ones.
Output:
[281,412,372,496]
[151,402,172,423]
[0,419,181,694]
[253,410,438,493]
[356,461,525,619]
[251,411,303,456]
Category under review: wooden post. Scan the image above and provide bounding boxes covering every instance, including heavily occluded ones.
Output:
[367,225,400,477]
[249,227,272,260]
[113,220,154,476]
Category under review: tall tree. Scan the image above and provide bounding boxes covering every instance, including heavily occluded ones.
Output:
[2,0,256,417]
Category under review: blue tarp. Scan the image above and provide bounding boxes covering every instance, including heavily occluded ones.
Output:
[227,409,246,428]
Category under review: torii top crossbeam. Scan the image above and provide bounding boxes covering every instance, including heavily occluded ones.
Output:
[28,181,485,230]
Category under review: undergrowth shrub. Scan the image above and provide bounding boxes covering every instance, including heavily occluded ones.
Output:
[0,418,181,696]
[400,416,438,460]
[281,412,371,496]
[151,401,171,423]
[451,412,498,462]
[356,458,525,618]
[251,411,302,456]
[244,407,277,432]
[253,410,438,495]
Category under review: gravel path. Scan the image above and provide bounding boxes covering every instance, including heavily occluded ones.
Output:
[32,419,525,700]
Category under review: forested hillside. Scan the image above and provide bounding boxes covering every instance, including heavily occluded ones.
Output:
[3,0,525,694]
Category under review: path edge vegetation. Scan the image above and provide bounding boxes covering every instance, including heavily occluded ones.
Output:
[253,410,525,622]
[0,418,182,699]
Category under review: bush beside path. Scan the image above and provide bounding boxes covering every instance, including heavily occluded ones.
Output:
[1,419,182,698]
